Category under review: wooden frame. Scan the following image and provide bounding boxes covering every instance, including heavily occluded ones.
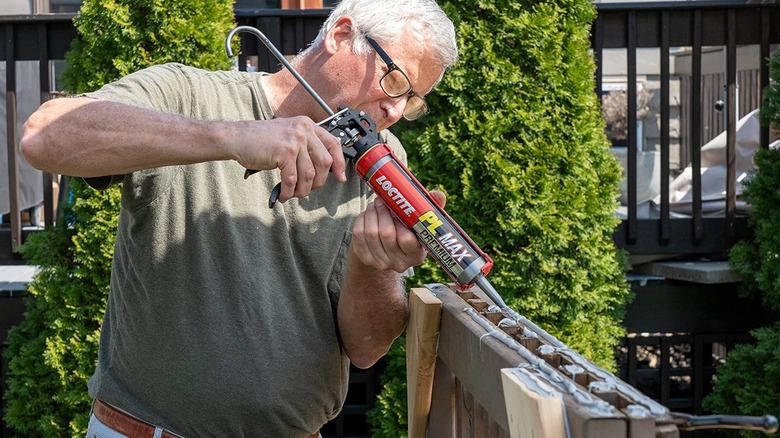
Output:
[406,284,680,438]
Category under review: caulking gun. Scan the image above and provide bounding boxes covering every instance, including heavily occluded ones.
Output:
[226,26,507,308]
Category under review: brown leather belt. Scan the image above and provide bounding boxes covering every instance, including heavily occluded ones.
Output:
[92,399,182,438]
[93,398,322,438]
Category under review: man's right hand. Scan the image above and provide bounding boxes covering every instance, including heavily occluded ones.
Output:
[227,116,347,203]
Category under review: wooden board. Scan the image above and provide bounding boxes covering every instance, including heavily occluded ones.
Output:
[406,287,443,438]
[501,367,566,438]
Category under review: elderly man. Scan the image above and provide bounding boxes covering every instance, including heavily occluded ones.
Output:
[21,0,458,436]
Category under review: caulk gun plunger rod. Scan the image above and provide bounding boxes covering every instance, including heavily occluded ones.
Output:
[225,26,334,116]
[474,275,507,309]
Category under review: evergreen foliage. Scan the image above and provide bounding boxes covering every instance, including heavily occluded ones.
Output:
[702,324,780,438]
[4,180,118,437]
[703,49,780,432]
[369,0,631,435]
[3,1,234,436]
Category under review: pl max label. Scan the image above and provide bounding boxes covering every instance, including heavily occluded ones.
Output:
[413,210,475,275]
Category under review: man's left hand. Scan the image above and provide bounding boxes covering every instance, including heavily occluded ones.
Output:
[350,191,446,273]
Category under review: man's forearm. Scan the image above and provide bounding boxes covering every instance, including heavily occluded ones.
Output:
[21,97,229,177]
[337,247,409,369]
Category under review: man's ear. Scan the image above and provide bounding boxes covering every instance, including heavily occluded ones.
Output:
[323,16,355,55]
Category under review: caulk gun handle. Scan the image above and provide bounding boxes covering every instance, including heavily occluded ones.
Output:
[241,169,282,208]
[268,182,282,208]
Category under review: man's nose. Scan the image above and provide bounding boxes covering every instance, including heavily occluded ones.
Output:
[384,96,407,124]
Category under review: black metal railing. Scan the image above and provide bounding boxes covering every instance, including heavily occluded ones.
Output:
[1,2,776,328]
[1,14,77,263]
[0,10,329,264]
[5,3,780,263]
[592,1,780,258]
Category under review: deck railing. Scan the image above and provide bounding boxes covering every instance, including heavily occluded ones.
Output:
[4,3,779,262]
[0,14,77,263]
[592,1,780,259]
[0,10,329,264]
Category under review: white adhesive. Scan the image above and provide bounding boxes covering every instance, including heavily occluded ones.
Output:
[428,281,670,419]
[486,305,669,417]
[561,364,585,378]
[625,405,653,419]
[589,380,617,393]
[463,307,616,416]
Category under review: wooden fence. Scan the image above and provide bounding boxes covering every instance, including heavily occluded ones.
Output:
[407,283,778,438]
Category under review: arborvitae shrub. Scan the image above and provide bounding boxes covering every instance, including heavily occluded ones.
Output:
[702,323,780,438]
[3,1,234,436]
[703,52,780,432]
[369,0,631,435]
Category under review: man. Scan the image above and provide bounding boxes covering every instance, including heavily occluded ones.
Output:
[21,0,458,437]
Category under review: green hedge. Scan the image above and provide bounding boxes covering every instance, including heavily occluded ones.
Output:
[3,1,234,436]
[702,50,780,434]
[369,0,631,435]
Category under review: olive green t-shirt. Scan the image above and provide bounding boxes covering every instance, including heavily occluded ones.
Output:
[85,63,405,437]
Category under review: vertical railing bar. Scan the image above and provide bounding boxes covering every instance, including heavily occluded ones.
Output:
[627,338,638,387]
[660,10,671,241]
[253,16,270,72]
[5,23,21,253]
[691,10,704,242]
[726,9,737,239]
[272,16,284,71]
[236,31,248,72]
[38,22,54,227]
[627,11,638,243]
[294,16,305,62]
[693,335,705,415]
[660,337,670,406]
[760,8,771,151]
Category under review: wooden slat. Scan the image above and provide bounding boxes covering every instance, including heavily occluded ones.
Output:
[427,357,457,437]
[406,287,443,438]
[501,368,566,438]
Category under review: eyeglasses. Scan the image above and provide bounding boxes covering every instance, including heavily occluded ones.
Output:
[365,36,430,121]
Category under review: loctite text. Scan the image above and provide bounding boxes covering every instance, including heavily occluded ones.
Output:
[375,175,416,216]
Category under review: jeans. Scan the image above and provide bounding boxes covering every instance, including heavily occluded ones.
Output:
[86,413,131,438]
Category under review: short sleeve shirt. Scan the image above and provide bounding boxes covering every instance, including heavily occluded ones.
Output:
[85,63,406,437]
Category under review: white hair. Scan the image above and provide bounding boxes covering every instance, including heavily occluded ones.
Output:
[306,0,458,68]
